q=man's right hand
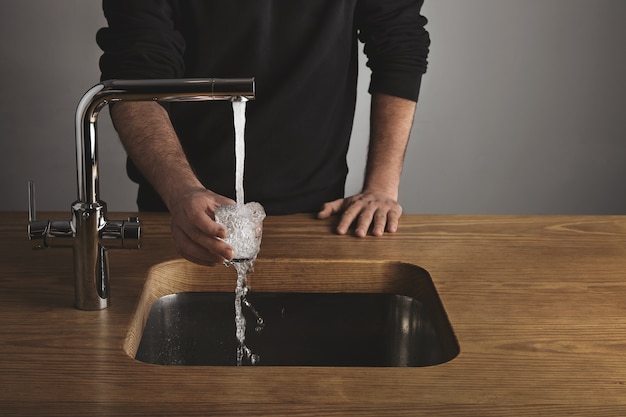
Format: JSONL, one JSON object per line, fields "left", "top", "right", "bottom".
{"left": 168, "top": 187, "right": 236, "bottom": 266}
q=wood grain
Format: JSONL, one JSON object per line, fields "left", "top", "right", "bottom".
{"left": 1, "top": 211, "right": 626, "bottom": 416}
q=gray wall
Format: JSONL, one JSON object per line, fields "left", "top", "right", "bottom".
{"left": 2, "top": 0, "right": 625, "bottom": 214}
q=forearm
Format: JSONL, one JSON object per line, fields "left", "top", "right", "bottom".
{"left": 110, "top": 101, "right": 204, "bottom": 211}
{"left": 110, "top": 101, "right": 234, "bottom": 265}
{"left": 363, "top": 93, "right": 417, "bottom": 200}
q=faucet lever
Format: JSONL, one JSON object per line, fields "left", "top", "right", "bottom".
{"left": 28, "top": 180, "right": 36, "bottom": 222}
{"left": 100, "top": 217, "right": 141, "bottom": 249}
{"left": 27, "top": 181, "right": 48, "bottom": 245}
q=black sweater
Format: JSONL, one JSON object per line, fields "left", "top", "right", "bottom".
{"left": 97, "top": 0, "right": 429, "bottom": 214}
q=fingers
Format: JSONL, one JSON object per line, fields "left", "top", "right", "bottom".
{"left": 354, "top": 204, "right": 402, "bottom": 237}
{"left": 384, "top": 207, "right": 401, "bottom": 234}
{"left": 172, "top": 222, "right": 233, "bottom": 266}
{"left": 169, "top": 189, "right": 236, "bottom": 265}
{"left": 336, "top": 203, "right": 358, "bottom": 235}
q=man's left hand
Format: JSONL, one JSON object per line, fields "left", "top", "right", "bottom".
{"left": 317, "top": 192, "right": 402, "bottom": 237}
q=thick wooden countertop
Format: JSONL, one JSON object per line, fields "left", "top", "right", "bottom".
{"left": 1, "top": 211, "right": 626, "bottom": 416}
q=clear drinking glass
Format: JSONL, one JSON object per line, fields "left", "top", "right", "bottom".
{"left": 214, "top": 202, "right": 266, "bottom": 262}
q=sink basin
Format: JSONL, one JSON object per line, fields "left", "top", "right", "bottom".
{"left": 126, "top": 259, "right": 459, "bottom": 367}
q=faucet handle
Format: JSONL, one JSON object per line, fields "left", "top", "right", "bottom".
{"left": 28, "top": 180, "right": 36, "bottom": 222}
{"left": 27, "top": 181, "right": 48, "bottom": 244}
{"left": 100, "top": 217, "right": 141, "bottom": 249}
{"left": 122, "top": 216, "right": 141, "bottom": 249}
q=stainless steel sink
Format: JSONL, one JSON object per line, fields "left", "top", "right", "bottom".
{"left": 127, "top": 259, "right": 459, "bottom": 367}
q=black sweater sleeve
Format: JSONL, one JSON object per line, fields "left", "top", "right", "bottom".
{"left": 356, "top": 0, "right": 430, "bottom": 102}
{"left": 96, "top": 0, "right": 186, "bottom": 80}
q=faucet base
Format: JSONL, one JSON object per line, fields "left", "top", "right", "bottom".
{"left": 72, "top": 201, "right": 109, "bottom": 310}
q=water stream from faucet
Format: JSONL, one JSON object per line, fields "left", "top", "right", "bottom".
{"left": 233, "top": 100, "right": 246, "bottom": 206}
{"left": 230, "top": 100, "right": 264, "bottom": 365}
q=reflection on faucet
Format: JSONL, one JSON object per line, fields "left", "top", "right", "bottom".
{"left": 28, "top": 78, "right": 255, "bottom": 310}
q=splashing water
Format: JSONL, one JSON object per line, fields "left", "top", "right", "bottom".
{"left": 234, "top": 260, "right": 265, "bottom": 365}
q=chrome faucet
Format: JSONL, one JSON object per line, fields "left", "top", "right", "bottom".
{"left": 28, "top": 78, "right": 256, "bottom": 310}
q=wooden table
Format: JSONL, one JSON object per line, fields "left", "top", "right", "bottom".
{"left": 1, "top": 211, "right": 626, "bottom": 416}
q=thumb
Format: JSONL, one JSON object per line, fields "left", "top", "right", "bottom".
{"left": 317, "top": 198, "right": 344, "bottom": 219}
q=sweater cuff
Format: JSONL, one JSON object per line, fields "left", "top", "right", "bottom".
{"left": 369, "top": 73, "right": 423, "bottom": 102}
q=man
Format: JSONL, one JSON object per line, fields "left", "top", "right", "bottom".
{"left": 97, "top": 1, "right": 429, "bottom": 266}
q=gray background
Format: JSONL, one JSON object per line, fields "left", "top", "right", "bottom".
{"left": 1, "top": 0, "right": 625, "bottom": 214}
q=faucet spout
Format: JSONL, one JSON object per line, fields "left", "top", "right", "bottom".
{"left": 75, "top": 78, "right": 255, "bottom": 205}
{"left": 29, "top": 78, "right": 255, "bottom": 310}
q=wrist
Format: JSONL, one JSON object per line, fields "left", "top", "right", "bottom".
{"left": 362, "top": 180, "right": 399, "bottom": 201}
{"left": 161, "top": 179, "right": 206, "bottom": 212}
